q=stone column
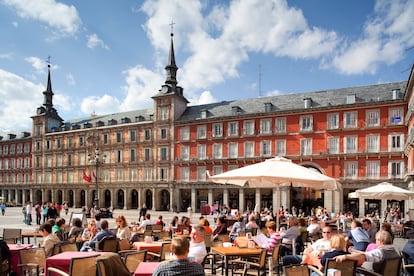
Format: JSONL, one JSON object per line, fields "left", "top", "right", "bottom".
{"left": 169, "top": 187, "right": 174, "bottom": 212}
{"left": 152, "top": 188, "right": 156, "bottom": 211}
{"left": 223, "top": 188, "right": 229, "bottom": 207}
{"left": 359, "top": 197, "right": 365, "bottom": 218}
{"left": 191, "top": 188, "right": 196, "bottom": 211}
{"left": 324, "top": 190, "right": 333, "bottom": 213}
{"left": 239, "top": 189, "right": 244, "bottom": 212}
{"left": 208, "top": 188, "right": 213, "bottom": 207}
{"left": 255, "top": 188, "right": 261, "bottom": 212}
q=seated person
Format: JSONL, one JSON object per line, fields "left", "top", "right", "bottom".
{"left": 68, "top": 217, "right": 84, "bottom": 242}
{"left": 80, "top": 220, "right": 115, "bottom": 251}
{"left": 81, "top": 220, "right": 97, "bottom": 241}
{"left": 283, "top": 226, "right": 332, "bottom": 266}
{"left": 40, "top": 223, "right": 60, "bottom": 257}
{"left": 318, "top": 235, "right": 349, "bottom": 270}
{"left": 346, "top": 220, "right": 369, "bottom": 251}
{"left": 137, "top": 213, "right": 152, "bottom": 232}
{"left": 307, "top": 216, "right": 321, "bottom": 238}
{"left": 116, "top": 215, "right": 131, "bottom": 240}
{"left": 188, "top": 225, "right": 207, "bottom": 263}
{"left": 279, "top": 217, "right": 300, "bottom": 256}
{"left": 257, "top": 221, "right": 280, "bottom": 253}
{"left": 199, "top": 218, "right": 213, "bottom": 234}
{"left": 52, "top": 218, "right": 66, "bottom": 241}
{"left": 229, "top": 216, "right": 245, "bottom": 242}
{"left": 212, "top": 216, "right": 228, "bottom": 240}
{"left": 335, "top": 230, "right": 400, "bottom": 274}
{"left": 245, "top": 214, "right": 260, "bottom": 231}
{"left": 152, "top": 237, "right": 205, "bottom": 276}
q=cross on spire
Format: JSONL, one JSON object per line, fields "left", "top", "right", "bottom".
{"left": 46, "top": 55, "right": 51, "bottom": 67}
{"left": 169, "top": 20, "right": 175, "bottom": 36}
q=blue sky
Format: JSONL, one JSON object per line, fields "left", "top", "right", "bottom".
{"left": 0, "top": 0, "right": 414, "bottom": 132}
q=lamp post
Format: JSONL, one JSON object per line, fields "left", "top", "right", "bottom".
{"left": 87, "top": 132, "right": 104, "bottom": 210}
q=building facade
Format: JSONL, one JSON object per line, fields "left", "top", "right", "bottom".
{"left": 0, "top": 33, "right": 411, "bottom": 216}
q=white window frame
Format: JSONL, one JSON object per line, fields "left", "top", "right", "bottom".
{"left": 344, "top": 136, "right": 357, "bottom": 153}
{"left": 261, "top": 140, "right": 272, "bottom": 157}
{"left": 327, "top": 136, "right": 339, "bottom": 154}
{"left": 244, "top": 142, "right": 254, "bottom": 158}
{"left": 366, "top": 161, "right": 380, "bottom": 179}
{"left": 244, "top": 121, "right": 255, "bottom": 136}
{"left": 276, "top": 140, "right": 286, "bottom": 156}
{"left": 260, "top": 119, "right": 272, "bottom": 135}
{"left": 181, "top": 127, "right": 190, "bottom": 141}
{"left": 213, "top": 123, "right": 223, "bottom": 138}
{"left": 327, "top": 113, "right": 339, "bottom": 130}
{"left": 366, "top": 134, "right": 380, "bottom": 153}
{"left": 300, "top": 138, "right": 312, "bottom": 156}
{"left": 276, "top": 117, "right": 286, "bottom": 133}
{"left": 388, "top": 160, "right": 404, "bottom": 178}
{"left": 181, "top": 167, "right": 190, "bottom": 182}
{"left": 213, "top": 143, "right": 222, "bottom": 159}
{"left": 344, "top": 111, "right": 357, "bottom": 128}
{"left": 228, "top": 122, "right": 239, "bottom": 137}
{"left": 181, "top": 146, "right": 190, "bottom": 160}
{"left": 345, "top": 162, "right": 358, "bottom": 179}
{"left": 228, "top": 142, "right": 238, "bottom": 158}
{"left": 197, "top": 144, "right": 206, "bottom": 160}
{"left": 388, "top": 133, "right": 404, "bottom": 152}
{"left": 197, "top": 166, "right": 207, "bottom": 181}
{"left": 389, "top": 107, "right": 403, "bottom": 125}
{"left": 197, "top": 125, "right": 207, "bottom": 139}
{"left": 300, "top": 115, "right": 313, "bottom": 131}
{"left": 366, "top": 109, "right": 380, "bottom": 127}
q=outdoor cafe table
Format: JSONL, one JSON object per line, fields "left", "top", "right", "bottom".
{"left": 8, "top": 243, "right": 33, "bottom": 273}
{"left": 21, "top": 231, "right": 43, "bottom": 244}
{"left": 134, "top": 262, "right": 161, "bottom": 276}
{"left": 211, "top": 246, "right": 262, "bottom": 276}
{"left": 132, "top": 241, "right": 163, "bottom": 254}
{"left": 46, "top": 251, "right": 100, "bottom": 276}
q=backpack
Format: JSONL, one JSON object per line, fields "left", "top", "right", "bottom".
{"left": 22, "top": 206, "right": 26, "bottom": 214}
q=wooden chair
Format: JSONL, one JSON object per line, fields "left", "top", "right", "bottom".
{"left": 96, "top": 252, "right": 130, "bottom": 276}
{"left": 2, "top": 228, "right": 22, "bottom": 244}
{"left": 203, "top": 240, "right": 223, "bottom": 274}
{"left": 246, "top": 228, "right": 258, "bottom": 236}
{"left": 356, "top": 255, "right": 402, "bottom": 276}
{"left": 283, "top": 264, "right": 310, "bottom": 276}
{"left": 18, "top": 247, "right": 47, "bottom": 276}
{"left": 217, "top": 234, "right": 230, "bottom": 243}
{"left": 46, "top": 255, "right": 98, "bottom": 276}
{"left": 122, "top": 250, "right": 147, "bottom": 274}
{"left": 231, "top": 248, "right": 267, "bottom": 276}
{"left": 308, "top": 258, "right": 357, "bottom": 276}
{"left": 268, "top": 244, "right": 281, "bottom": 275}
{"left": 95, "top": 236, "right": 118, "bottom": 252}
{"left": 147, "top": 242, "right": 171, "bottom": 261}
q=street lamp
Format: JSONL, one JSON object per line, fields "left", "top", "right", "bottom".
{"left": 87, "top": 132, "right": 104, "bottom": 210}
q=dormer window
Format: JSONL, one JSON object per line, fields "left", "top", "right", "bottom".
{"left": 304, "top": 98, "right": 312, "bottom": 108}
{"left": 264, "top": 102, "right": 273, "bottom": 112}
{"left": 232, "top": 106, "right": 241, "bottom": 115}
{"left": 201, "top": 110, "right": 207, "bottom": 119}
{"left": 346, "top": 94, "right": 356, "bottom": 104}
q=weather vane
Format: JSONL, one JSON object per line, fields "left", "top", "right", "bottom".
{"left": 46, "top": 55, "right": 52, "bottom": 67}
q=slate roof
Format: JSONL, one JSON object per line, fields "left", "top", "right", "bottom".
{"left": 177, "top": 81, "right": 407, "bottom": 122}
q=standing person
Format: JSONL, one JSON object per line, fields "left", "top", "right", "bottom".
{"left": 47, "top": 202, "right": 58, "bottom": 220}
{"left": 42, "top": 203, "right": 49, "bottom": 223}
{"left": 152, "top": 237, "right": 205, "bottom": 276}
{"left": 63, "top": 201, "right": 69, "bottom": 215}
{"left": 34, "top": 202, "right": 41, "bottom": 225}
{"left": 0, "top": 202, "right": 6, "bottom": 216}
{"left": 25, "top": 201, "right": 33, "bottom": 225}
{"left": 139, "top": 203, "right": 147, "bottom": 222}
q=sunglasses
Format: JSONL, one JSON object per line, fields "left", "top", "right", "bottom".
{"left": 322, "top": 231, "right": 331, "bottom": 234}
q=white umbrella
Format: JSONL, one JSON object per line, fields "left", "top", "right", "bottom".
{"left": 354, "top": 182, "right": 414, "bottom": 200}
{"left": 208, "top": 156, "right": 340, "bottom": 190}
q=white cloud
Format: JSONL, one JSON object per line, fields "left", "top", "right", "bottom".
{"left": 0, "top": 69, "right": 43, "bottom": 131}
{"left": 330, "top": 0, "right": 414, "bottom": 75}
{"left": 25, "top": 57, "right": 47, "bottom": 73}
{"left": 80, "top": 95, "right": 121, "bottom": 116}
{"left": 188, "top": 90, "right": 217, "bottom": 106}
{"left": 2, "top": 0, "right": 81, "bottom": 35}
{"left": 86, "top": 33, "right": 110, "bottom": 50}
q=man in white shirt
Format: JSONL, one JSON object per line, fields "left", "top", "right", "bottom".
{"left": 188, "top": 225, "right": 207, "bottom": 263}
{"left": 282, "top": 226, "right": 332, "bottom": 266}
{"left": 307, "top": 216, "right": 321, "bottom": 237}
{"left": 137, "top": 213, "right": 152, "bottom": 232}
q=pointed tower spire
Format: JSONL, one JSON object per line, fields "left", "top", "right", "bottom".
{"left": 43, "top": 64, "right": 54, "bottom": 111}
{"left": 165, "top": 23, "right": 178, "bottom": 87}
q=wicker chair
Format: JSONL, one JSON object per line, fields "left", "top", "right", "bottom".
{"left": 46, "top": 255, "right": 98, "bottom": 276}
{"left": 308, "top": 258, "right": 357, "bottom": 276}
{"left": 356, "top": 255, "right": 402, "bottom": 276}
{"left": 123, "top": 250, "right": 147, "bottom": 274}
{"left": 2, "top": 228, "right": 22, "bottom": 244}
{"left": 18, "top": 247, "right": 47, "bottom": 276}
{"left": 95, "top": 236, "right": 118, "bottom": 252}
{"left": 96, "top": 252, "right": 130, "bottom": 276}
{"left": 283, "top": 264, "right": 310, "bottom": 276}
{"left": 147, "top": 242, "right": 171, "bottom": 261}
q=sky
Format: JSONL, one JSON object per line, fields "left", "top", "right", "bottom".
{"left": 1, "top": 0, "right": 414, "bottom": 132}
